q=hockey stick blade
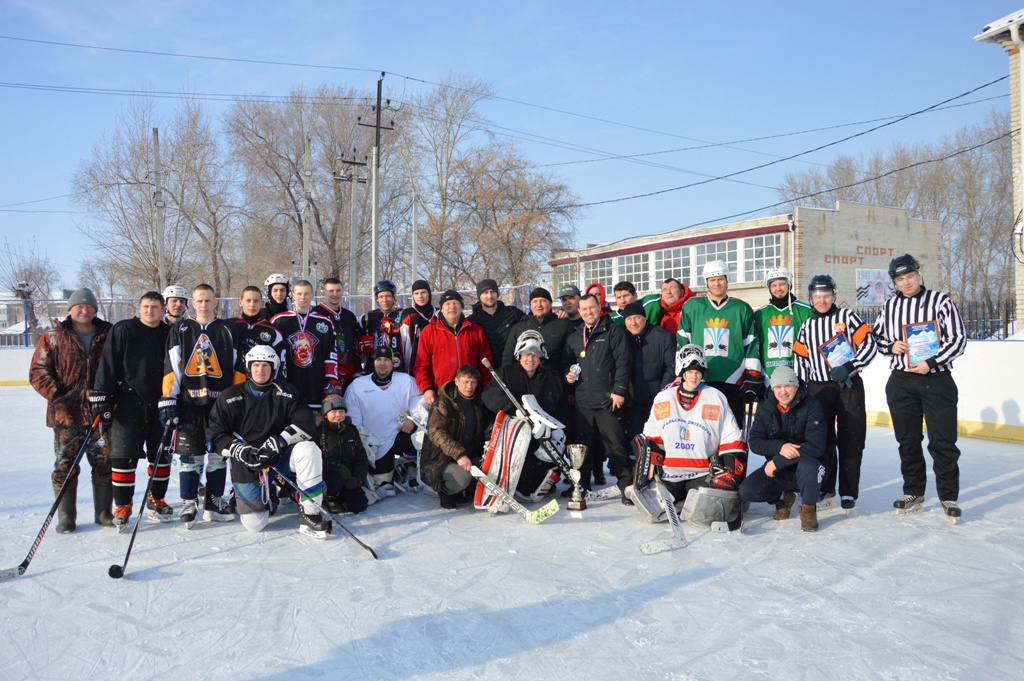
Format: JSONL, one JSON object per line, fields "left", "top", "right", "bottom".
{"left": 640, "top": 537, "right": 687, "bottom": 555}
{"left": 470, "top": 466, "right": 559, "bottom": 524}
{"left": 654, "top": 478, "right": 688, "bottom": 546}
{"left": 585, "top": 486, "right": 622, "bottom": 502}
{"left": 0, "top": 565, "right": 26, "bottom": 582}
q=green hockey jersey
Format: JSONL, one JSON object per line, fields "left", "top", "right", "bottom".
{"left": 677, "top": 296, "right": 761, "bottom": 384}
{"left": 753, "top": 298, "right": 814, "bottom": 381}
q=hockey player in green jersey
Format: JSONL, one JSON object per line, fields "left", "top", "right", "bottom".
{"left": 753, "top": 267, "right": 813, "bottom": 385}
{"left": 677, "top": 260, "right": 762, "bottom": 426}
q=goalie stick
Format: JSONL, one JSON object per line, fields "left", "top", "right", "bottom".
{"left": 469, "top": 466, "right": 559, "bottom": 524}
{"left": 639, "top": 475, "right": 688, "bottom": 555}
{"left": 1, "top": 415, "right": 102, "bottom": 582}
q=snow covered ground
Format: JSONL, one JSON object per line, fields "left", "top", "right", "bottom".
{"left": 1, "top": 384, "right": 1022, "bottom": 681}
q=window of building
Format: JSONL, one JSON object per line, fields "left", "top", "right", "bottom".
{"left": 616, "top": 253, "right": 651, "bottom": 293}
{"left": 582, "top": 258, "right": 613, "bottom": 291}
{"left": 553, "top": 263, "right": 578, "bottom": 291}
{"left": 695, "top": 241, "right": 738, "bottom": 282}
{"left": 653, "top": 247, "right": 691, "bottom": 289}
{"left": 743, "top": 234, "right": 782, "bottom": 284}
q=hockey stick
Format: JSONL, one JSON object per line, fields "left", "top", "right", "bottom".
{"left": 270, "top": 465, "right": 378, "bottom": 560}
{"left": 469, "top": 466, "right": 559, "bottom": 524}
{"left": 108, "top": 422, "right": 175, "bottom": 579}
{"left": 0, "top": 415, "right": 103, "bottom": 582}
{"left": 639, "top": 474, "right": 688, "bottom": 555}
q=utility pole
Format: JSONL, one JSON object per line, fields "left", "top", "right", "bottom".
{"left": 358, "top": 72, "right": 393, "bottom": 286}
{"left": 152, "top": 128, "right": 167, "bottom": 290}
{"left": 411, "top": 195, "right": 418, "bottom": 287}
{"left": 335, "top": 148, "right": 368, "bottom": 295}
{"left": 301, "top": 136, "right": 313, "bottom": 280}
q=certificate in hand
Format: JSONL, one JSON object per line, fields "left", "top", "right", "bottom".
{"left": 903, "top": 320, "right": 940, "bottom": 365}
{"left": 818, "top": 332, "right": 856, "bottom": 369}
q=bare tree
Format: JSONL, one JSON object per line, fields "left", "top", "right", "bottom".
{"left": 0, "top": 238, "right": 61, "bottom": 334}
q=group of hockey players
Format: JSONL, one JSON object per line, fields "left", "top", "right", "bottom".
{"left": 27, "top": 249, "right": 966, "bottom": 543}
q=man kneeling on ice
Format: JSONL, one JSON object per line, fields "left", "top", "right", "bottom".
{"left": 420, "top": 365, "right": 487, "bottom": 509}
{"left": 626, "top": 344, "right": 747, "bottom": 532}
{"left": 739, "top": 366, "right": 827, "bottom": 532}
{"left": 207, "top": 346, "right": 331, "bottom": 538}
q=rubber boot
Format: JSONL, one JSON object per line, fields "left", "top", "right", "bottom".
{"left": 93, "top": 482, "right": 114, "bottom": 527}
{"left": 799, "top": 504, "right": 819, "bottom": 532}
{"left": 54, "top": 479, "right": 78, "bottom": 534}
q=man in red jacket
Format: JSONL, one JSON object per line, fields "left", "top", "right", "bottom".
{"left": 414, "top": 289, "right": 493, "bottom": 405}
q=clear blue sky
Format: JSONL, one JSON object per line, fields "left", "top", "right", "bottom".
{"left": 0, "top": 1, "right": 1018, "bottom": 285}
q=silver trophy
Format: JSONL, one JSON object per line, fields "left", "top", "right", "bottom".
{"left": 569, "top": 363, "right": 582, "bottom": 380}
{"left": 566, "top": 444, "right": 588, "bottom": 511}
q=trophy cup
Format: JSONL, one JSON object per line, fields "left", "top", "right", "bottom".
{"left": 566, "top": 444, "right": 588, "bottom": 511}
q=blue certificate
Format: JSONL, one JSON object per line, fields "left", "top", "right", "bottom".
{"left": 818, "top": 333, "right": 855, "bottom": 369}
{"left": 904, "top": 320, "right": 940, "bottom": 365}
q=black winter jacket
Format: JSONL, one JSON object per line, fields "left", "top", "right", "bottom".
{"left": 468, "top": 300, "right": 526, "bottom": 362}
{"left": 501, "top": 312, "right": 571, "bottom": 372}
{"left": 629, "top": 323, "right": 676, "bottom": 407}
{"left": 562, "top": 316, "right": 632, "bottom": 410}
{"left": 748, "top": 384, "right": 827, "bottom": 472}
{"left": 481, "top": 362, "right": 567, "bottom": 426}
{"left": 316, "top": 416, "right": 369, "bottom": 488}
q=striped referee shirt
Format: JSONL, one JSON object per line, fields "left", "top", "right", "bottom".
{"left": 871, "top": 286, "right": 966, "bottom": 373}
{"left": 793, "top": 306, "right": 877, "bottom": 382}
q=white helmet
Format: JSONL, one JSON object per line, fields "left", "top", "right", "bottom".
{"left": 264, "top": 273, "right": 290, "bottom": 290}
{"left": 513, "top": 330, "right": 548, "bottom": 360}
{"left": 764, "top": 266, "right": 792, "bottom": 288}
{"left": 701, "top": 260, "right": 729, "bottom": 282}
{"left": 675, "top": 344, "right": 707, "bottom": 377}
{"left": 162, "top": 285, "right": 188, "bottom": 301}
{"left": 245, "top": 345, "right": 280, "bottom": 378}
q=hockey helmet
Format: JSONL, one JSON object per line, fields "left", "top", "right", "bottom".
{"left": 264, "top": 273, "right": 290, "bottom": 292}
{"left": 807, "top": 274, "right": 836, "bottom": 296}
{"left": 764, "top": 266, "right": 792, "bottom": 288}
{"left": 701, "top": 260, "right": 729, "bottom": 282}
{"left": 245, "top": 345, "right": 280, "bottom": 378}
{"left": 513, "top": 330, "right": 548, "bottom": 360}
{"left": 888, "top": 254, "right": 920, "bottom": 280}
{"left": 162, "top": 284, "right": 188, "bottom": 301}
{"left": 373, "top": 280, "right": 397, "bottom": 296}
{"left": 675, "top": 343, "right": 707, "bottom": 378}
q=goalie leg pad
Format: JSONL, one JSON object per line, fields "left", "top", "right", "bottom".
{"left": 685, "top": 485, "right": 743, "bottom": 528}
{"left": 627, "top": 484, "right": 667, "bottom": 523}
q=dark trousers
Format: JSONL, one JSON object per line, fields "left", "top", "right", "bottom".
{"left": 108, "top": 395, "right": 170, "bottom": 507}
{"left": 885, "top": 371, "right": 961, "bottom": 501}
{"left": 708, "top": 381, "right": 746, "bottom": 433}
{"left": 574, "top": 406, "right": 631, "bottom": 491}
{"left": 321, "top": 472, "right": 369, "bottom": 514}
{"left": 739, "top": 457, "right": 824, "bottom": 507}
{"left": 807, "top": 376, "right": 866, "bottom": 499}
{"left": 370, "top": 431, "right": 415, "bottom": 475}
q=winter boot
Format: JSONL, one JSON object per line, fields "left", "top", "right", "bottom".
{"left": 93, "top": 483, "right": 114, "bottom": 527}
{"left": 298, "top": 507, "right": 332, "bottom": 539}
{"left": 112, "top": 504, "right": 132, "bottom": 532}
{"left": 54, "top": 480, "right": 78, "bottom": 534}
{"left": 438, "top": 492, "right": 459, "bottom": 510}
{"left": 799, "top": 504, "right": 818, "bottom": 532}
{"left": 773, "top": 491, "right": 797, "bottom": 521}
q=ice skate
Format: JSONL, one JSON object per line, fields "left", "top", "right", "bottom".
{"left": 298, "top": 508, "right": 332, "bottom": 539}
{"left": 894, "top": 494, "right": 924, "bottom": 515}
{"left": 180, "top": 499, "right": 198, "bottom": 529}
{"left": 146, "top": 495, "right": 173, "bottom": 523}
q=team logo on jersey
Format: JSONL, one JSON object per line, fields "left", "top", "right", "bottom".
{"left": 316, "top": 321, "right": 329, "bottom": 334}
{"left": 678, "top": 426, "right": 691, "bottom": 441}
{"left": 184, "top": 334, "right": 223, "bottom": 378}
{"left": 654, "top": 402, "right": 671, "bottom": 420}
{"left": 259, "top": 331, "right": 272, "bottom": 343}
{"left": 704, "top": 318, "right": 729, "bottom": 357}
{"left": 833, "top": 322, "right": 847, "bottom": 334}
{"left": 288, "top": 331, "right": 318, "bottom": 368}
{"left": 767, "top": 314, "right": 794, "bottom": 360}
{"left": 701, "top": 404, "right": 720, "bottom": 421}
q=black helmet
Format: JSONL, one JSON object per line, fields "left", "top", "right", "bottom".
{"left": 373, "top": 280, "right": 397, "bottom": 296}
{"left": 807, "top": 274, "right": 836, "bottom": 296}
{"left": 888, "top": 254, "right": 920, "bottom": 280}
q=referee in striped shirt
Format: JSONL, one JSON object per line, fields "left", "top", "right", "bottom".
{"left": 871, "top": 254, "right": 966, "bottom": 520}
{"left": 793, "top": 274, "right": 877, "bottom": 511}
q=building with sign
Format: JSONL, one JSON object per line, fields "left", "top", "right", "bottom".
{"left": 549, "top": 201, "right": 942, "bottom": 310}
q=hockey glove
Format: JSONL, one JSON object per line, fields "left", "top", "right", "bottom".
{"left": 531, "top": 420, "right": 551, "bottom": 441}
{"left": 355, "top": 334, "right": 375, "bottom": 355}
{"left": 229, "top": 441, "right": 262, "bottom": 471}
{"left": 708, "top": 455, "right": 739, "bottom": 490}
{"left": 829, "top": 362, "right": 854, "bottom": 388}
{"left": 259, "top": 436, "right": 286, "bottom": 468}
{"left": 88, "top": 390, "right": 113, "bottom": 426}
{"left": 740, "top": 378, "right": 763, "bottom": 404}
{"left": 650, "top": 447, "right": 666, "bottom": 467}
{"left": 157, "top": 397, "right": 178, "bottom": 426}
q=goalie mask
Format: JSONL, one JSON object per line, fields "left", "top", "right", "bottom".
{"left": 513, "top": 330, "right": 548, "bottom": 360}
{"left": 675, "top": 344, "right": 707, "bottom": 378}
{"left": 245, "top": 345, "right": 280, "bottom": 382}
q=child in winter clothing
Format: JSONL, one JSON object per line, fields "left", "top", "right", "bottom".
{"left": 317, "top": 395, "right": 369, "bottom": 514}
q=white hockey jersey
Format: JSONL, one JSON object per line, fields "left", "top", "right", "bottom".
{"left": 642, "top": 383, "right": 746, "bottom": 482}
{"left": 344, "top": 372, "right": 425, "bottom": 462}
